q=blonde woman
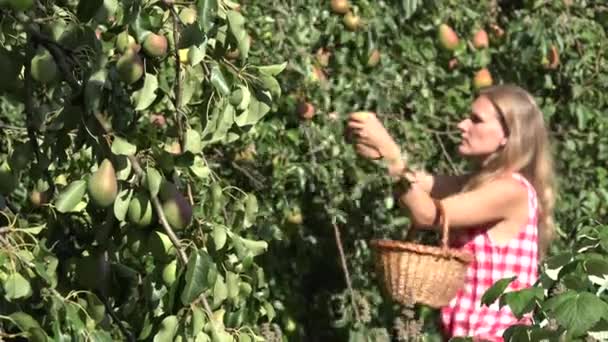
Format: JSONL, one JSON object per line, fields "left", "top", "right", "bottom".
{"left": 347, "top": 85, "right": 556, "bottom": 341}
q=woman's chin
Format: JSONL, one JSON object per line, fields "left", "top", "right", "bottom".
{"left": 457, "top": 145, "right": 469, "bottom": 156}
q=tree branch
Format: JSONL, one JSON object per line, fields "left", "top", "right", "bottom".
{"left": 170, "top": 5, "right": 185, "bottom": 147}
{"left": 332, "top": 222, "right": 361, "bottom": 324}
{"left": 434, "top": 133, "right": 458, "bottom": 173}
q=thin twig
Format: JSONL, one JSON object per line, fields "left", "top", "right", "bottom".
{"left": 0, "top": 123, "right": 27, "bottom": 131}
{"left": 434, "top": 133, "right": 458, "bottom": 173}
{"left": 230, "top": 161, "right": 264, "bottom": 190}
{"left": 0, "top": 227, "right": 9, "bottom": 234}
{"left": 332, "top": 222, "right": 361, "bottom": 324}
{"left": 186, "top": 184, "right": 194, "bottom": 206}
{"left": 170, "top": 6, "right": 184, "bottom": 147}
{"left": 212, "top": 148, "right": 265, "bottom": 190}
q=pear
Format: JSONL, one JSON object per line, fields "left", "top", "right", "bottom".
{"left": 142, "top": 33, "right": 168, "bottom": 58}
{"left": 31, "top": 48, "right": 58, "bottom": 84}
{"left": 128, "top": 191, "right": 153, "bottom": 227}
{"left": 162, "top": 260, "right": 177, "bottom": 287}
{"left": 116, "top": 49, "right": 143, "bottom": 84}
{"left": 159, "top": 180, "right": 192, "bottom": 230}
{"left": 473, "top": 68, "right": 493, "bottom": 90}
{"left": 87, "top": 159, "right": 118, "bottom": 207}
{"left": 438, "top": 24, "right": 459, "bottom": 51}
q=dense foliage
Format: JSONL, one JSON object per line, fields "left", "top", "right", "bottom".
{"left": 1, "top": 0, "right": 608, "bottom": 341}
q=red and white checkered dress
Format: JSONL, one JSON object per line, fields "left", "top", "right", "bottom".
{"left": 440, "top": 173, "right": 539, "bottom": 341}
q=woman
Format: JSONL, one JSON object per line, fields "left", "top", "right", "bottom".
{"left": 347, "top": 85, "right": 556, "bottom": 341}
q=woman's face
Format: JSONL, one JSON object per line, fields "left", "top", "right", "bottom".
{"left": 457, "top": 95, "right": 508, "bottom": 160}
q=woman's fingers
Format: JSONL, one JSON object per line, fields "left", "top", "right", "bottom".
{"left": 346, "top": 119, "right": 366, "bottom": 130}
{"left": 355, "top": 142, "right": 382, "bottom": 159}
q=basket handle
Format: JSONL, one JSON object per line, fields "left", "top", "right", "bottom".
{"left": 404, "top": 198, "right": 451, "bottom": 251}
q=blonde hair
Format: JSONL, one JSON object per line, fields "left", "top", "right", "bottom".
{"left": 463, "top": 84, "right": 556, "bottom": 259}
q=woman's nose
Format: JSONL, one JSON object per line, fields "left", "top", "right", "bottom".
{"left": 457, "top": 119, "right": 468, "bottom": 132}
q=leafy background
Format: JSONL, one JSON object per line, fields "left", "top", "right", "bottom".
{"left": 1, "top": 0, "right": 608, "bottom": 341}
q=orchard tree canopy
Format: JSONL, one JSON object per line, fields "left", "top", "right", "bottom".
{"left": 1, "top": 0, "right": 608, "bottom": 341}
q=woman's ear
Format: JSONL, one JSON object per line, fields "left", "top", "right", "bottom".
{"left": 499, "top": 137, "right": 508, "bottom": 146}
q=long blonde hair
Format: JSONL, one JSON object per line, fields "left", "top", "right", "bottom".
{"left": 463, "top": 84, "right": 556, "bottom": 259}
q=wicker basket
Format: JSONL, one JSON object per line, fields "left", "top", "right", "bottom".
{"left": 370, "top": 199, "right": 474, "bottom": 308}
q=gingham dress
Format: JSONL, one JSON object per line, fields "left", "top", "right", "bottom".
{"left": 440, "top": 173, "right": 539, "bottom": 341}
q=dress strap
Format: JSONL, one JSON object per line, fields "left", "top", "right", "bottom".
{"left": 511, "top": 173, "right": 538, "bottom": 221}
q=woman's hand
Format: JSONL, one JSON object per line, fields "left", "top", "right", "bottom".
{"left": 347, "top": 112, "right": 403, "bottom": 165}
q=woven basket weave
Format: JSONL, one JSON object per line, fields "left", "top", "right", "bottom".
{"left": 371, "top": 200, "right": 474, "bottom": 308}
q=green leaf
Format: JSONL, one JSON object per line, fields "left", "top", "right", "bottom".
{"left": 257, "top": 73, "right": 281, "bottom": 98}
{"left": 9, "top": 312, "right": 43, "bottom": 333}
{"left": 190, "top": 156, "right": 211, "bottom": 179}
{"left": 235, "top": 96, "right": 270, "bottom": 127}
{"left": 499, "top": 287, "right": 544, "bottom": 319}
{"left": 111, "top": 137, "right": 137, "bottom": 156}
{"left": 243, "top": 194, "right": 257, "bottom": 228}
{"left": 84, "top": 68, "right": 108, "bottom": 115}
{"left": 585, "top": 258, "right": 608, "bottom": 277}
{"left": 210, "top": 65, "right": 231, "bottom": 96}
{"left": 55, "top": 180, "right": 87, "bottom": 213}
{"left": 256, "top": 62, "right": 287, "bottom": 76}
{"left": 66, "top": 302, "right": 85, "bottom": 332}
{"left": 113, "top": 187, "right": 132, "bottom": 221}
{"left": 227, "top": 10, "right": 249, "bottom": 60}
{"left": 153, "top": 315, "right": 178, "bottom": 342}
{"left": 15, "top": 225, "right": 45, "bottom": 235}
{"left": 481, "top": 276, "right": 516, "bottom": 307}
{"left": 4, "top": 273, "right": 32, "bottom": 300}
{"left": 195, "top": 332, "right": 212, "bottom": 342}
{"left": 197, "top": 0, "right": 217, "bottom": 32}
{"left": 213, "top": 275, "right": 228, "bottom": 307}
{"left": 9, "top": 311, "right": 49, "bottom": 342}
{"left": 263, "top": 301, "right": 275, "bottom": 321}
{"left": 545, "top": 291, "right": 608, "bottom": 336}
{"left": 134, "top": 73, "right": 159, "bottom": 111}
{"left": 238, "top": 236, "right": 267, "bottom": 257}
{"left": 184, "top": 129, "right": 202, "bottom": 154}
{"left": 226, "top": 271, "right": 239, "bottom": 300}
{"left": 88, "top": 331, "right": 113, "bottom": 342}
{"left": 77, "top": 0, "right": 104, "bottom": 22}
{"left": 146, "top": 167, "right": 162, "bottom": 197}
{"left": 181, "top": 251, "right": 213, "bottom": 305}
{"left": 206, "top": 103, "right": 235, "bottom": 144}
{"left": 191, "top": 306, "right": 207, "bottom": 337}
{"left": 213, "top": 225, "right": 227, "bottom": 250}
{"left": 114, "top": 155, "right": 132, "bottom": 181}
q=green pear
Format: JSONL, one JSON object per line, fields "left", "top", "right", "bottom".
{"left": 115, "top": 31, "right": 137, "bottom": 53}
{"left": 179, "top": 7, "right": 197, "bottom": 25}
{"left": 162, "top": 195, "right": 192, "bottom": 230}
{"left": 162, "top": 260, "right": 177, "bottom": 287}
{"left": 87, "top": 159, "right": 118, "bottom": 207}
{"left": 31, "top": 48, "right": 58, "bottom": 84}
{"left": 0, "top": 162, "right": 18, "bottom": 195}
{"left": 158, "top": 180, "right": 192, "bottom": 229}
{"left": 116, "top": 49, "right": 143, "bottom": 84}
{"left": 128, "top": 191, "right": 153, "bottom": 227}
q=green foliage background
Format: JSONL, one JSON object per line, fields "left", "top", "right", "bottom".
{"left": 0, "top": 0, "right": 608, "bottom": 341}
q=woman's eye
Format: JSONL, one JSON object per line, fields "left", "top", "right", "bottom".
{"left": 471, "top": 116, "right": 482, "bottom": 123}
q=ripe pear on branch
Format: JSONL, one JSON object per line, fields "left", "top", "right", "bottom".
{"left": 87, "top": 158, "right": 118, "bottom": 207}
